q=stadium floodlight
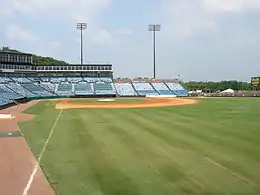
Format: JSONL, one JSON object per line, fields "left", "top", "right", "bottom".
{"left": 77, "top": 22, "right": 87, "bottom": 65}
{"left": 148, "top": 24, "right": 161, "bottom": 79}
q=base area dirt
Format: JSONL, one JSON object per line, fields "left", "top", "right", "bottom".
{"left": 56, "top": 97, "right": 199, "bottom": 109}
{"left": 0, "top": 101, "right": 55, "bottom": 195}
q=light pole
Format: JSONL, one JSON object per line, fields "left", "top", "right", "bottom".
{"left": 148, "top": 24, "right": 161, "bottom": 79}
{"left": 77, "top": 22, "right": 87, "bottom": 65}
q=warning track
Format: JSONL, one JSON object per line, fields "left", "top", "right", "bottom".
{"left": 55, "top": 98, "right": 199, "bottom": 109}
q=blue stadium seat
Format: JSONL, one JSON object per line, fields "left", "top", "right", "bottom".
{"left": 114, "top": 83, "right": 137, "bottom": 96}
{"left": 93, "top": 83, "right": 115, "bottom": 95}
{"left": 133, "top": 82, "right": 158, "bottom": 96}
{"left": 21, "top": 83, "right": 55, "bottom": 97}
{"left": 56, "top": 83, "right": 72, "bottom": 96}
{"left": 166, "top": 83, "right": 189, "bottom": 96}
{"left": 151, "top": 83, "right": 174, "bottom": 95}
{"left": 74, "top": 82, "right": 94, "bottom": 95}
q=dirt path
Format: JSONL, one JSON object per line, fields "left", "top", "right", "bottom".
{"left": 0, "top": 101, "right": 55, "bottom": 195}
{"left": 56, "top": 97, "right": 199, "bottom": 109}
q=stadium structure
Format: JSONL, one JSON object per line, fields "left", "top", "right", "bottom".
{"left": 0, "top": 51, "right": 188, "bottom": 108}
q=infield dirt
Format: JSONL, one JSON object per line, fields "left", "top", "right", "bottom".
{"left": 56, "top": 97, "right": 199, "bottom": 109}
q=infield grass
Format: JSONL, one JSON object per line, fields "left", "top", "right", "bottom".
{"left": 20, "top": 98, "right": 260, "bottom": 195}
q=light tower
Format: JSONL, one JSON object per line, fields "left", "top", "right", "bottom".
{"left": 76, "top": 22, "right": 87, "bottom": 65}
{"left": 148, "top": 24, "right": 161, "bottom": 79}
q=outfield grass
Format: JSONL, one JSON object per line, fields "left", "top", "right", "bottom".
{"left": 68, "top": 98, "right": 147, "bottom": 103}
{"left": 20, "top": 98, "right": 260, "bottom": 195}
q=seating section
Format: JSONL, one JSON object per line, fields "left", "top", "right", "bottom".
{"left": 12, "top": 77, "right": 31, "bottom": 83}
{"left": 0, "top": 95, "right": 12, "bottom": 106}
{"left": 0, "top": 84, "right": 24, "bottom": 99}
{"left": 151, "top": 82, "right": 174, "bottom": 95}
{"left": 50, "top": 77, "right": 65, "bottom": 83}
{"left": 166, "top": 83, "right": 188, "bottom": 96}
{"left": 114, "top": 83, "right": 137, "bottom": 96}
{"left": 40, "top": 82, "right": 56, "bottom": 93}
{"left": 41, "top": 77, "right": 50, "bottom": 82}
{"left": 0, "top": 83, "right": 24, "bottom": 106}
{"left": 56, "top": 83, "right": 72, "bottom": 96}
{"left": 84, "top": 77, "right": 112, "bottom": 83}
{"left": 67, "top": 77, "right": 83, "bottom": 83}
{"left": 0, "top": 85, "right": 24, "bottom": 105}
{"left": 27, "top": 77, "right": 42, "bottom": 82}
{"left": 21, "top": 83, "right": 55, "bottom": 97}
{"left": 93, "top": 83, "right": 115, "bottom": 95}
{"left": 74, "top": 82, "right": 93, "bottom": 95}
{"left": 0, "top": 77, "right": 12, "bottom": 83}
{"left": 7, "top": 83, "right": 37, "bottom": 97}
{"left": 132, "top": 82, "right": 158, "bottom": 96}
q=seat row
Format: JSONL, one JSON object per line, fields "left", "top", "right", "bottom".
{"left": 55, "top": 82, "right": 116, "bottom": 96}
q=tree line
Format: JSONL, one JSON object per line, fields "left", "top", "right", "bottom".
{"left": 184, "top": 81, "right": 251, "bottom": 92}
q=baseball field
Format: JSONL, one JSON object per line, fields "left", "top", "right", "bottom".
{"left": 15, "top": 98, "right": 260, "bottom": 194}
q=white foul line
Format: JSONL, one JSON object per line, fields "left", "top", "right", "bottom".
{"left": 22, "top": 109, "right": 63, "bottom": 195}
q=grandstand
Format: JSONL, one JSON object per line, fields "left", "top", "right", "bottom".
{"left": 132, "top": 82, "right": 158, "bottom": 96}
{"left": 151, "top": 82, "right": 175, "bottom": 95}
{"left": 166, "top": 82, "right": 189, "bottom": 96}
{"left": 0, "top": 51, "right": 188, "bottom": 108}
{"left": 114, "top": 83, "right": 137, "bottom": 96}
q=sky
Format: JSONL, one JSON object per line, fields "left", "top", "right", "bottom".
{"left": 1, "top": 0, "right": 260, "bottom": 81}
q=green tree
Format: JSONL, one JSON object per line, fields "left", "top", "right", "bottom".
{"left": 33, "top": 55, "right": 68, "bottom": 65}
{"left": 184, "top": 81, "right": 251, "bottom": 92}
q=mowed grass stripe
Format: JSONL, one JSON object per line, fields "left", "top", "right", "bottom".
{"left": 44, "top": 109, "right": 143, "bottom": 195}
{"left": 79, "top": 109, "right": 185, "bottom": 195}
{"left": 100, "top": 109, "right": 219, "bottom": 194}
{"left": 157, "top": 105, "right": 260, "bottom": 145}
{"left": 134, "top": 103, "right": 260, "bottom": 182}
{"left": 121, "top": 108, "right": 260, "bottom": 194}
{"left": 153, "top": 109, "right": 260, "bottom": 182}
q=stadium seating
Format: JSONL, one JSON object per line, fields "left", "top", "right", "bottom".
{"left": 0, "top": 75, "right": 190, "bottom": 107}
{"left": 151, "top": 82, "right": 175, "bottom": 95}
{"left": 0, "top": 96, "right": 12, "bottom": 106}
{"left": 7, "top": 82, "right": 37, "bottom": 97}
{"left": 0, "top": 84, "right": 24, "bottom": 99}
{"left": 84, "top": 77, "right": 112, "bottom": 83}
{"left": 93, "top": 82, "right": 115, "bottom": 95}
{"left": 41, "top": 77, "right": 50, "bottom": 82}
{"left": 132, "top": 82, "right": 158, "bottom": 96}
{"left": 11, "top": 77, "right": 31, "bottom": 83}
{"left": 0, "top": 77, "right": 12, "bottom": 83}
{"left": 114, "top": 83, "right": 138, "bottom": 96}
{"left": 40, "top": 82, "right": 57, "bottom": 93}
{"left": 74, "top": 82, "right": 94, "bottom": 95}
{"left": 56, "top": 83, "right": 73, "bottom": 96}
{"left": 67, "top": 77, "right": 83, "bottom": 83}
{"left": 166, "top": 83, "right": 189, "bottom": 96}
{"left": 50, "top": 77, "right": 66, "bottom": 83}
{"left": 0, "top": 85, "right": 23, "bottom": 106}
{"left": 21, "top": 83, "right": 55, "bottom": 97}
